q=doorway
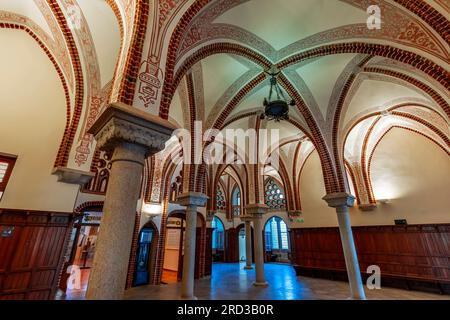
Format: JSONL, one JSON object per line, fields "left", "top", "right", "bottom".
{"left": 161, "top": 211, "right": 205, "bottom": 284}
{"left": 133, "top": 222, "right": 158, "bottom": 286}
{"left": 238, "top": 228, "right": 246, "bottom": 262}
{"left": 61, "top": 208, "right": 103, "bottom": 299}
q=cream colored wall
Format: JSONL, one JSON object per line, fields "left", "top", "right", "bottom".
{"left": 295, "top": 151, "right": 338, "bottom": 228}
{"left": 0, "top": 30, "right": 79, "bottom": 212}
{"left": 294, "top": 129, "right": 450, "bottom": 228}
{"left": 350, "top": 128, "right": 450, "bottom": 225}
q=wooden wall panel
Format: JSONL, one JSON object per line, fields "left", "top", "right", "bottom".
{"left": 205, "top": 228, "right": 213, "bottom": 276}
{"left": 291, "top": 224, "right": 450, "bottom": 294}
{"left": 0, "top": 209, "right": 75, "bottom": 300}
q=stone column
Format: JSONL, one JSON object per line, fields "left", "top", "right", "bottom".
{"left": 323, "top": 193, "right": 366, "bottom": 300}
{"left": 245, "top": 204, "right": 268, "bottom": 287}
{"left": 85, "top": 103, "right": 175, "bottom": 300}
{"left": 206, "top": 210, "right": 215, "bottom": 227}
{"left": 240, "top": 216, "right": 253, "bottom": 270}
{"left": 176, "top": 192, "right": 208, "bottom": 300}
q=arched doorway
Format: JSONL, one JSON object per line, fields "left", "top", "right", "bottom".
{"left": 225, "top": 223, "right": 255, "bottom": 263}
{"left": 60, "top": 203, "right": 103, "bottom": 299}
{"left": 161, "top": 211, "right": 205, "bottom": 283}
{"left": 211, "top": 216, "right": 225, "bottom": 262}
{"left": 264, "top": 216, "right": 290, "bottom": 263}
{"left": 133, "top": 221, "right": 158, "bottom": 286}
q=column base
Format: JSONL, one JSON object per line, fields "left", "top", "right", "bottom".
{"left": 180, "top": 295, "right": 198, "bottom": 300}
{"left": 253, "top": 281, "right": 268, "bottom": 287}
{"left": 244, "top": 266, "right": 253, "bottom": 270}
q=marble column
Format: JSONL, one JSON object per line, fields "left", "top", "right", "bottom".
{"left": 85, "top": 103, "right": 175, "bottom": 300}
{"left": 240, "top": 216, "right": 253, "bottom": 270}
{"left": 323, "top": 192, "right": 366, "bottom": 300}
{"left": 176, "top": 192, "right": 208, "bottom": 300}
{"left": 245, "top": 204, "right": 268, "bottom": 287}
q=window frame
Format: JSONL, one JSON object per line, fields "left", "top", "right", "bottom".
{"left": 0, "top": 153, "right": 17, "bottom": 201}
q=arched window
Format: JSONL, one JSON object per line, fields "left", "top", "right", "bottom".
{"left": 231, "top": 186, "right": 241, "bottom": 216}
{"left": 264, "top": 216, "right": 289, "bottom": 251}
{"left": 264, "top": 179, "right": 286, "bottom": 209}
{"left": 216, "top": 186, "right": 226, "bottom": 210}
{"left": 211, "top": 216, "right": 224, "bottom": 250}
{"left": 231, "top": 187, "right": 240, "bottom": 205}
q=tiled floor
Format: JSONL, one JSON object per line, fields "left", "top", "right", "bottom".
{"left": 124, "top": 263, "right": 450, "bottom": 300}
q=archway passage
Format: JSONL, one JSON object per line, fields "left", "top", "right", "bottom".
{"left": 60, "top": 204, "right": 104, "bottom": 300}
{"left": 264, "top": 216, "right": 290, "bottom": 263}
{"left": 161, "top": 211, "right": 205, "bottom": 284}
{"left": 133, "top": 222, "right": 158, "bottom": 286}
{"left": 211, "top": 216, "right": 225, "bottom": 262}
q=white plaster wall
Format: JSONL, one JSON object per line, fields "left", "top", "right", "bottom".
{"left": 294, "top": 129, "right": 450, "bottom": 228}
{"left": 295, "top": 151, "right": 338, "bottom": 228}
{"left": 0, "top": 30, "right": 79, "bottom": 212}
{"left": 349, "top": 128, "right": 450, "bottom": 225}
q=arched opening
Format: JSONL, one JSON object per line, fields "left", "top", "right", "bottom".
{"left": 60, "top": 203, "right": 103, "bottom": 299}
{"left": 264, "top": 216, "right": 290, "bottom": 263}
{"left": 211, "top": 216, "right": 225, "bottom": 262}
{"left": 161, "top": 211, "right": 205, "bottom": 284}
{"left": 231, "top": 185, "right": 241, "bottom": 217}
{"left": 133, "top": 221, "right": 158, "bottom": 286}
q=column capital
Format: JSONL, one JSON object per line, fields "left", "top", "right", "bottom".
{"left": 288, "top": 210, "right": 302, "bottom": 217}
{"left": 239, "top": 215, "right": 253, "bottom": 222}
{"left": 206, "top": 210, "right": 215, "bottom": 222}
{"left": 52, "top": 167, "right": 95, "bottom": 185}
{"left": 322, "top": 192, "right": 355, "bottom": 208}
{"left": 358, "top": 203, "right": 377, "bottom": 211}
{"left": 176, "top": 192, "right": 208, "bottom": 208}
{"left": 244, "top": 203, "right": 268, "bottom": 218}
{"left": 88, "top": 102, "right": 176, "bottom": 157}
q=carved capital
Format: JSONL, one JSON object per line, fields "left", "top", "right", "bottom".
{"left": 358, "top": 203, "right": 377, "bottom": 211}
{"left": 88, "top": 102, "right": 176, "bottom": 157}
{"left": 322, "top": 192, "right": 355, "bottom": 208}
{"left": 239, "top": 215, "right": 254, "bottom": 222}
{"left": 206, "top": 210, "right": 215, "bottom": 222}
{"left": 244, "top": 203, "right": 268, "bottom": 218}
{"left": 176, "top": 192, "right": 208, "bottom": 208}
{"left": 52, "top": 167, "right": 95, "bottom": 185}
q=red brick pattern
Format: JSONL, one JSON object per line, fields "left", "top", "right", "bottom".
{"left": 277, "top": 43, "right": 449, "bottom": 89}
{"left": 364, "top": 67, "right": 450, "bottom": 118}
{"left": 279, "top": 74, "right": 341, "bottom": 194}
{"left": 117, "top": 1, "right": 150, "bottom": 105}
{"left": 331, "top": 56, "right": 373, "bottom": 192}
{"left": 46, "top": 1, "right": 85, "bottom": 168}
{"left": 393, "top": 0, "right": 449, "bottom": 43}
{"left": 0, "top": 22, "right": 72, "bottom": 169}
{"left": 159, "top": 0, "right": 211, "bottom": 119}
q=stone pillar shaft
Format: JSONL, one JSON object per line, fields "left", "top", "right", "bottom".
{"left": 252, "top": 217, "right": 266, "bottom": 285}
{"left": 181, "top": 204, "right": 197, "bottom": 299}
{"left": 323, "top": 192, "right": 366, "bottom": 300}
{"left": 85, "top": 102, "right": 176, "bottom": 300}
{"left": 244, "top": 221, "right": 253, "bottom": 270}
{"left": 336, "top": 206, "right": 366, "bottom": 299}
{"left": 176, "top": 192, "right": 208, "bottom": 300}
{"left": 244, "top": 204, "right": 268, "bottom": 287}
{"left": 86, "top": 142, "right": 146, "bottom": 299}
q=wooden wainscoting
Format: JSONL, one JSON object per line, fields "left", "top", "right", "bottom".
{"left": 290, "top": 224, "right": 450, "bottom": 295}
{"left": 0, "top": 208, "right": 75, "bottom": 300}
